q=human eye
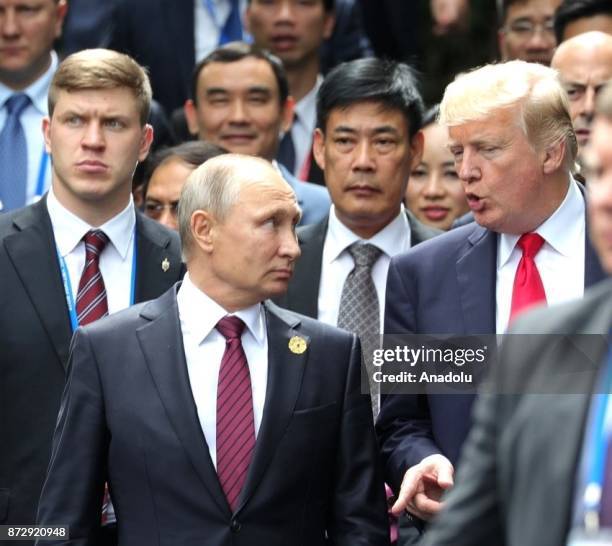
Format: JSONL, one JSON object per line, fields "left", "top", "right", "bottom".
{"left": 104, "top": 118, "right": 126, "bottom": 130}
{"left": 333, "top": 135, "right": 355, "bottom": 151}
{"left": 411, "top": 164, "right": 427, "bottom": 179}
{"left": 443, "top": 168, "right": 459, "bottom": 180}
{"left": 565, "top": 86, "right": 583, "bottom": 101}
{"left": 449, "top": 146, "right": 463, "bottom": 161}
{"left": 64, "top": 115, "right": 84, "bottom": 127}
{"left": 374, "top": 137, "right": 397, "bottom": 152}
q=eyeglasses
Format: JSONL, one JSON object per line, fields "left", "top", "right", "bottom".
{"left": 505, "top": 18, "right": 555, "bottom": 37}
{"left": 144, "top": 200, "right": 179, "bottom": 219}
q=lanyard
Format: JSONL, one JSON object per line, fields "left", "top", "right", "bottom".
{"left": 35, "top": 147, "right": 49, "bottom": 198}
{"left": 583, "top": 346, "right": 612, "bottom": 532}
{"left": 57, "top": 231, "right": 138, "bottom": 332}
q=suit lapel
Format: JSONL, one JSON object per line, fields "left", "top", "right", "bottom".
{"left": 237, "top": 303, "right": 308, "bottom": 511}
{"left": 134, "top": 212, "right": 183, "bottom": 303}
{"left": 456, "top": 225, "right": 497, "bottom": 333}
{"left": 281, "top": 218, "right": 328, "bottom": 318}
{"left": 3, "top": 199, "right": 72, "bottom": 369}
{"left": 137, "top": 288, "right": 230, "bottom": 516}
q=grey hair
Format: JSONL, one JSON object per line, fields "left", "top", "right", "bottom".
{"left": 177, "top": 154, "right": 274, "bottom": 260}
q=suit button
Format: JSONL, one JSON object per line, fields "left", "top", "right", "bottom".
{"left": 230, "top": 518, "right": 241, "bottom": 533}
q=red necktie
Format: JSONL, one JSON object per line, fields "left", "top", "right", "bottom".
{"left": 76, "top": 230, "right": 109, "bottom": 326}
{"left": 216, "top": 316, "right": 256, "bottom": 511}
{"left": 510, "top": 233, "right": 547, "bottom": 321}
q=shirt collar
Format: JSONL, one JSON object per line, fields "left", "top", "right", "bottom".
{"left": 294, "top": 75, "right": 322, "bottom": 135}
{"left": 177, "top": 272, "right": 266, "bottom": 346}
{"left": 46, "top": 187, "right": 136, "bottom": 260}
{"left": 325, "top": 204, "right": 411, "bottom": 263}
{"left": 0, "top": 50, "right": 57, "bottom": 115}
{"left": 498, "top": 176, "right": 585, "bottom": 267}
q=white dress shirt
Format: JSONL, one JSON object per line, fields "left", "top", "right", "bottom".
{"left": 177, "top": 273, "right": 268, "bottom": 468}
{"left": 0, "top": 52, "right": 56, "bottom": 205}
{"left": 194, "top": 0, "right": 250, "bottom": 62}
{"left": 317, "top": 205, "right": 412, "bottom": 331}
{"left": 496, "top": 178, "right": 585, "bottom": 333}
{"left": 46, "top": 188, "right": 136, "bottom": 315}
{"left": 290, "top": 76, "right": 322, "bottom": 179}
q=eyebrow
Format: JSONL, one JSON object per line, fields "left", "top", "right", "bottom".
{"left": 205, "top": 86, "right": 272, "bottom": 96}
{"left": 332, "top": 125, "right": 401, "bottom": 135}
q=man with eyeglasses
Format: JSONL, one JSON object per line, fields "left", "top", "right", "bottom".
{"left": 498, "top": 0, "right": 560, "bottom": 65}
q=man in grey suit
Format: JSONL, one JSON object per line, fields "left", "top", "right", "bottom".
{"left": 420, "top": 82, "right": 612, "bottom": 545}
{"left": 277, "top": 57, "right": 439, "bottom": 330}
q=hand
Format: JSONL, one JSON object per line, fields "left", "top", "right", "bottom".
{"left": 391, "top": 454, "right": 454, "bottom": 520}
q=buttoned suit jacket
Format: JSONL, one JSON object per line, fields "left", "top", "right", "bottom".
{"left": 376, "top": 218, "right": 607, "bottom": 495}
{"left": 275, "top": 211, "right": 441, "bottom": 317}
{"left": 35, "top": 288, "right": 390, "bottom": 546}
{"left": 421, "top": 277, "right": 612, "bottom": 546}
{"left": 0, "top": 197, "right": 184, "bottom": 536}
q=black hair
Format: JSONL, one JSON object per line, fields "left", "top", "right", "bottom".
{"left": 316, "top": 58, "right": 424, "bottom": 138}
{"left": 142, "top": 141, "right": 228, "bottom": 199}
{"left": 190, "top": 41, "right": 289, "bottom": 105}
{"left": 554, "top": 0, "right": 612, "bottom": 42}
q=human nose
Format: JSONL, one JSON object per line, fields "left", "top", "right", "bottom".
{"left": 526, "top": 24, "right": 553, "bottom": 49}
{"left": 582, "top": 87, "right": 597, "bottom": 119}
{"left": 228, "top": 99, "right": 248, "bottom": 124}
{"left": 277, "top": 0, "right": 296, "bottom": 22}
{"left": 280, "top": 225, "right": 301, "bottom": 261}
{"left": 423, "top": 172, "right": 446, "bottom": 198}
{"left": 0, "top": 8, "right": 20, "bottom": 38}
{"left": 82, "top": 121, "right": 105, "bottom": 149}
{"left": 456, "top": 149, "right": 479, "bottom": 183}
{"left": 353, "top": 140, "right": 376, "bottom": 171}
{"left": 159, "top": 207, "right": 178, "bottom": 231}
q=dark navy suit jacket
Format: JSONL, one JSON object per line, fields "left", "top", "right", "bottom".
{"left": 376, "top": 219, "right": 607, "bottom": 495}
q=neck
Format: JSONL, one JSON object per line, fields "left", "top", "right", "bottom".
{"left": 285, "top": 59, "right": 319, "bottom": 103}
{"left": 52, "top": 182, "right": 131, "bottom": 227}
{"left": 0, "top": 53, "right": 52, "bottom": 91}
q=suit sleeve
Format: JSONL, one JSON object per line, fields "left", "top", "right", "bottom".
{"left": 36, "top": 329, "right": 109, "bottom": 546}
{"left": 376, "top": 256, "right": 442, "bottom": 493}
{"left": 328, "top": 334, "right": 390, "bottom": 546}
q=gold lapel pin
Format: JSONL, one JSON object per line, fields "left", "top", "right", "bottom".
{"left": 288, "top": 336, "right": 307, "bottom": 354}
{"left": 161, "top": 258, "right": 170, "bottom": 272}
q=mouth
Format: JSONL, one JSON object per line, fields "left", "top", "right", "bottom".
{"left": 421, "top": 206, "right": 450, "bottom": 222}
{"left": 346, "top": 184, "right": 381, "bottom": 198}
{"left": 76, "top": 160, "right": 109, "bottom": 174}
{"left": 270, "top": 267, "right": 294, "bottom": 281}
{"left": 220, "top": 133, "right": 257, "bottom": 146}
{"left": 575, "top": 129, "right": 591, "bottom": 145}
{"left": 271, "top": 34, "right": 298, "bottom": 52}
{"left": 466, "top": 193, "right": 485, "bottom": 213}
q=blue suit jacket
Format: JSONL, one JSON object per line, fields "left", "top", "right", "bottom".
{"left": 277, "top": 163, "right": 330, "bottom": 227}
{"left": 376, "top": 219, "right": 607, "bottom": 494}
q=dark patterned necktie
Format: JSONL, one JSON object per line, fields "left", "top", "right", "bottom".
{"left": 0, "top": 93, "right": 30, "bottom": 211}
{"left": 216, "top": 316, "right": 256, "bottom": 511}
{"left": 337, "top": 242, "right": 382, "bottom": 416}
{"left": 76, "top": 230, "right": 109, "bottom": 326}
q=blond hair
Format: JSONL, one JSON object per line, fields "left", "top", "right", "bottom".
{"left": 440, "top": 60, "right": 577, "bottom": 167}
{"left": 48, "top": 49, "right": 152, "bottom": 125}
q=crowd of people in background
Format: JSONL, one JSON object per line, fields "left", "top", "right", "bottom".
{"left": 2, "top": 0, "right": 612, "bottom": 545}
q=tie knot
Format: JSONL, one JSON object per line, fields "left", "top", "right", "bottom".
{"left": 348, "top": 243, "right": 382, "bottom": 269}
{"left": 83, "top": 230, "right": 109, "bottom": 256}
{"left": 518, "top": 233, "right": 545, "bottom": 259}
{"left": 216, "top": 316, "right": 246, "bottom": 340}
{"left": 5, "top": 93, "right": 30, "bottom": 117}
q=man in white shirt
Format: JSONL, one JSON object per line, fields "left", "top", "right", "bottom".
{"left": 377, "top": 60, "right": 606, "bottom": 539}
{"left": 184, "top": 41, "right": 330, "bottom": 226}
{"left": 551, "top": 31, "right": 612, "bottom": 174}
{"left": 0, "top": 49, "right": 183, "bottom": 543}
{"left": 0, "top": 0, "right": 67, "bottom": 211}
{"left": 276, "top": 57, "right": 440, "bottom": 414}
{"left": 246, "top": 0, "right": 335, "bottom": 183}
{"left": 36, "top": 154, "right": 389, "bottom": 546}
